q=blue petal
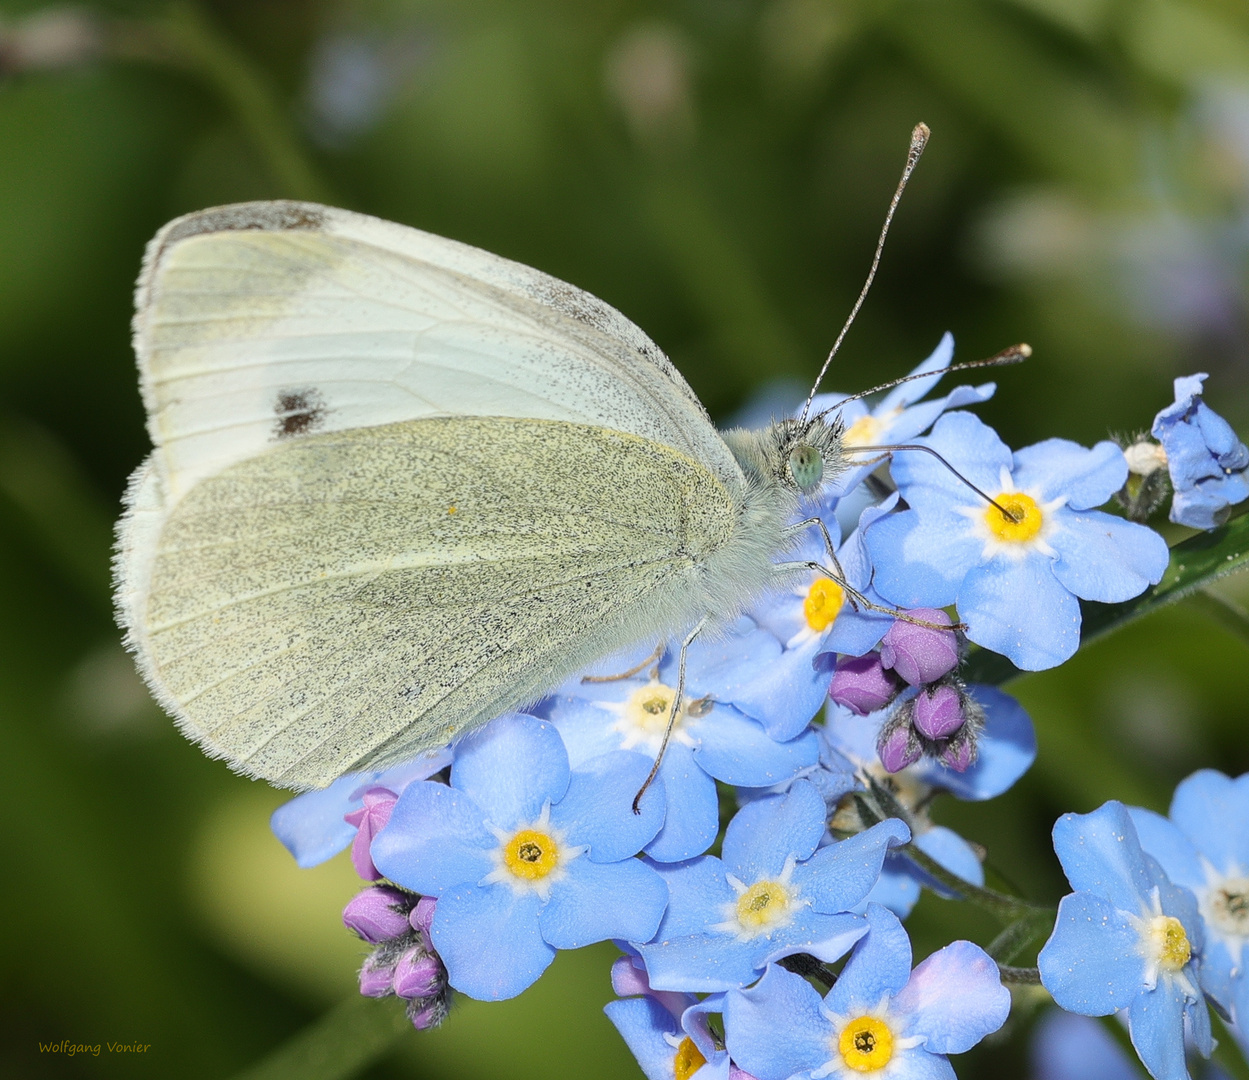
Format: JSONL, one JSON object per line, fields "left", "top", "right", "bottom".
{"left": 727, "top": 634, "right": 831, "bottom": 742}
{"left": 552, "top": 751, "right": 664, "bottom": 861}
{"left": 857, "top": 859, "right": 922, "bottom": 918}
{"left": 1012, "top": 438, "right": 1127, "bottom": 510}
{"left": 683, "top": 620, "right": 785, "bottom": 702}
{"left": 912, "top": 826, "right": 986, "bottom": 894}
{"left": 894, "top": 411, "right": 1014, "bottom": 507}
{"left": 823, "top": 903, "right": 912, "bottom": 1015}
{"left": 541, "top": 857, "right": 666, "bottom": 948}
{"left": 541, "top": 695, "right": 624, "bottom": 765}
{"left": 645, "top": 746, "right": 720, "bottom": 862}
{"left": 797, "top": 817, "right": 910, "bottom": 913}
{"left": 1037, "top": 892, "right": 1144, "bottom": 1015}
{"left": 1169, "top": 769, "right": 1249, "bottom": 872}
{"left": 642, "top": 855, "right": 734, "bottom": 940}
{"left": 724, "top": 965, "right": 832, "bottom": 1080}
{"left": 721, "top": 780, "right": 826, "bottom": 882}
{"left": 371, "top": 781, "right": 494, "bottom": 895}
{"left": 1127, "top": 983, "right": 1189, "bottom": 1080}
{"left": 893, "top": 938, "right": 1010, "bottom": 1052}
{"left": 431, "top": 882, "right": 552, "bottom": 1000}
{"left": 912, "top": 685, "right": 1036, "bottom": 800}
{"left": 1052, "top": 802, "right": 1155, "bottom": 915}
{"left": 1125, "top": 807, "right": 1204, "bottom": 892}
{"left": 1050, "top": 510, "right": 1169, "bottom": 604}
{"left": 451, "top": 714, "right": 569, "bottom": 828}
{"left": 603, "top": 997, "right": 682, "bottom": 1080}
{"left": 692, "top": 708, "right": 820, "bottom": 787}
{"left": 879, "top": 332, "right": 956, "bottom": 412}
{"left": 1029, "top": 1010, "right": 1141, "bottom": 1080}
{"left": 270, "top": 751, "right": 452, "bottom": 867}
{"left": 270, "top": 776, "right": 366, "bottom": 868}
{"left": 959, "top": 555, "right": 1082, "bottom": 670}
{"left": 866, "top": 506, "right": 983, "bottom": 609}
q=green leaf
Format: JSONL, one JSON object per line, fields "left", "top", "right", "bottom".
{"left": 231, "top": 995, "right": 410, "bottom": 1080}
{"left": 964, "top": 513, "right": 1249, "bottom": 685}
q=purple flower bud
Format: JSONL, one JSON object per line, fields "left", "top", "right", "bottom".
{"left": 408, "top": 998, "right": 448, "bottom": 1030}
{"left": 830, "top": 654, "right": 901, "bottom": 716}
{"left": 393, "top": 948, "right": 443, "bottom": 999}
{"left": 878, "top": 722, "right": 922, "bottom": 773}
{"left": 344, "top": 787, "right": 398, "bottom": 880}
{"left": 879, "top": 608, "right": 959, "bottom": 686}
{"left": 359, "top": 955, "right": 396, "bottom": 998}
{"left": 410, "top": 895, "right": 437, "bottom": 949}
{"left": 912, "top": 684, "right": 966, "bottom": 741}
{"left": 343, "top": 886, "right": 413, "bottom": 943}
{"left": 940, "top": 738, "right": 975, "bottom": 772}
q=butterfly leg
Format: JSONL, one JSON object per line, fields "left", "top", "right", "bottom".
{"left": 580, "top": 640, "right": 665, "bottom": 684}
{"left": 631, "top": 617, "right": 707, "bottom": 815}
{"left": 772, "top": 560, "right": 965, "bottom": 632}
{"left": 782, "top": 516, "right": 849, "bottom": 582}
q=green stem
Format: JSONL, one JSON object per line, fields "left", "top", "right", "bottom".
{"left": 229, "top": 995, "right": 410, "bottom": 1080}
{"left": 902, "top": 842, "right": 1055, "bottom": 924}
{"left": 995, "top": 965, "right": 1041, "bottom": 985}
{"left": 110, "top": 2, "right": 336, "bottom": 203}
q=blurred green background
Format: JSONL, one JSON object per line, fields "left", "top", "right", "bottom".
{"left": 1, "top": 0, "right": 1248, "bottom": 1077}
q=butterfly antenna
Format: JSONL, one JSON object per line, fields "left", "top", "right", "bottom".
{"left": 798, "top": 122, "right": 931, "bottom": 426}
{"left": 811, "top": 344, "right": 1031, "bottom": 421}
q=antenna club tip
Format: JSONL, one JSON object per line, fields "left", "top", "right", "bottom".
{"left": 1018, "top": 343, "right": 1032, "bottom": 358}
{"left": 912, "top": 122, "right": 931, "bottom": 145}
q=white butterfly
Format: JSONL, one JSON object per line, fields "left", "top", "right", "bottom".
{"left": 115, "top": 200, "right": 846, "bottom": 789}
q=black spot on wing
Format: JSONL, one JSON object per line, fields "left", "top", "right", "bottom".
{"left": 274, "top": 387, "right": 327, "bottom": 438}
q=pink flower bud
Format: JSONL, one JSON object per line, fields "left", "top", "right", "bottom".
{"left": 830, "top": 654, "right": 901, "bottom": 716}
{"left": 880, "top": 609, "right": 959, "bottom": 686}
{"left": 912, "top": 684, "right": 966, "bottom": 740}
{"left": 343, "top": 886, "right": 412, "bottom": 943}
{"left": 941, "top": 738, "right": 975, "bottom": 772}
{"left": 358, "top": 955, "right": 396, "bottom": 998}
{"left": 878, "top": 723, "right": 921, "bottom": 773}
{"left": 393, "top": 949, "right": 443, "bottom": 999}
{"left": 344, "top": 787, "right": 398, "bottom": 880}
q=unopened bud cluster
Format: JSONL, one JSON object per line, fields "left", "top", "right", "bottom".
{"left": 344, "top": 887, "right": 450, "bottom": 1030}
{"left": 830, "top": 608, "right": 981, "bottom": 772}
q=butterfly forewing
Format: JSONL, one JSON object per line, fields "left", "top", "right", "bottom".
{"left": 133, "top": 201, "right": 741, "bottom": 502}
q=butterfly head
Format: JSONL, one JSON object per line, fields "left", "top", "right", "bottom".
{"left": 723, "top": 414, "right": 846, "bottom": 499}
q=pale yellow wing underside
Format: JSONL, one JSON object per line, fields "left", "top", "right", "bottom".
{"left": 137, "top": 416, "right": 735, "bottom": 789}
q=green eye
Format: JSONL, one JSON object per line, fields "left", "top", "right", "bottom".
{"left": 788, "top": 444, "right": 823, "bottom": 491}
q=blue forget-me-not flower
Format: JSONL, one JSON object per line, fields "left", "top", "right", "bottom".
{"left": 370, "top": 713, "right": 668, "bottom": 1000}
{"left": 724, "top": 903, "right": 1010, "bottom": 1080}
{"left": 866, "top": 411, "right": 1169, "bottom": 670}
{"left": 1152, "top": 374, "right": 1249, "bottom": 530}
{"left": 1038, "top": 801, "right": 1212, "bottom": 1080}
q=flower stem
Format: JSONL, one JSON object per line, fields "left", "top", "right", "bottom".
{"left": 995, "top": 965, "right": 1041, "bottom": 985}
{"left": 109, "top": 2, "right": 336, "bottom": 203}
{"left": 229, "top": 993, "right": 409, "bottom": 1080}
{"left": 902, "top": 842, "right": 1054, "bottom": 924}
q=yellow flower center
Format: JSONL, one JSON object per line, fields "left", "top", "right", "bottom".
{"left": 736, "top": 880, "right": 791, "bottom": 929}
{"left": 838, "top": 1016, "right": 894, "bottom": 1073}
{"left": 624, "top": 682, "right": 681, "bottom": 735}
{"left": 983, "top": 492, "right": 1043, "bottom": 542}
{"left": 673, "top": 1036, "right": 706, "bottom": 1080}
{"left": 502, "top": 829, "right": 560, "bottom": 880}
{"left": 1147, "top": 915, "right": 1191, "bottom": 971}
{"left": 804, "top": 577, "right": 845, "bottom": 632}
{"left": 843, "top": 414, "right": 884, "bottom": 447}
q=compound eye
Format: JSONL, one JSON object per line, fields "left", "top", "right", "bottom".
{"left": 788, "top": 444, "right": 823, "bottom": 492}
